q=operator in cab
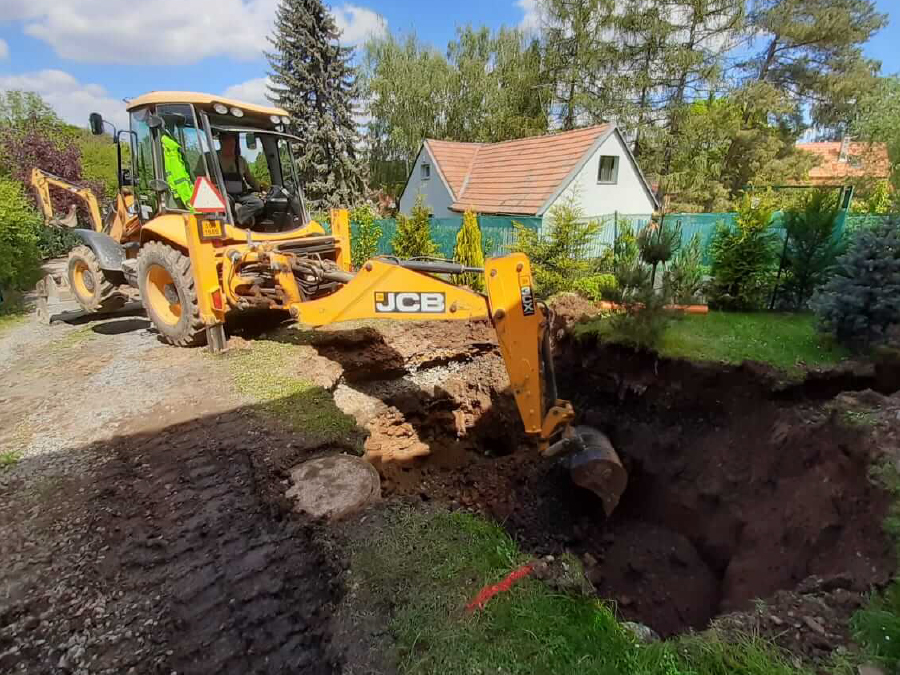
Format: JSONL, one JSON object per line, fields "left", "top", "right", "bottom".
{"left": 212, "top": 132, "right": 264, "bottom": 226}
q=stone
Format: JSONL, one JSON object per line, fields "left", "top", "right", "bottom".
{"left": 583, "top": 552, "right": 598, "bottom": 567}
{"left": 803, "top": 616, "right": 826, "bottom": 635}
{"left": 858, "top": 666, "right": 886, "bottom": 675}
{"left": 622, "top": 621, "right": 660, "bottom": 644}
{"left": 285, "top": 455, "right": 381, "bottom": 521}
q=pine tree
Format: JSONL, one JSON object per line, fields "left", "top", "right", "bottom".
{"left": 813, "top": 218, "right": 900, "bottom": 348}
{"left": 452, "top": 211, "right": 485, "bottom": 291}
{"left": 266, "top": 0, "right": 367, "bottom": 211}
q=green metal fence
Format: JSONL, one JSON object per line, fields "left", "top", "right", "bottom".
{"left": 338, "top": 210, "right": 896, "bottom": 266}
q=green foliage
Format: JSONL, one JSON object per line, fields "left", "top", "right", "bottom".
{"left": 853, "top": 76, "right": 900, "bottom": 202}
{"left": 850, "top": 180, "right": 894, "bottom": 215}
{"left": 777, "top": 190, "right": 846, "bottom": 310}
{"left": 812, "top": 217, "right": 900, "bottom": 349}
{"left": 362, "top": 27, "right": 550, "bottom": 180}
{"left": 0, "top": 179, "right": 42, "bottom": 293}
{"left": 708, "top": 193, "right": 779, "bottom": 310}
{"left": 249, "top": 153, "right": 272, "bottom": 190}
{"left": 0, "top": 450, "right": 22, "bottom": 468}
{"left": 350, "top": 204, "right": 382, "bottom": 269}
{"left": 392, "top": 195, "right": 439, "bottom": 259}
{"left": 452, "top": 210, "right": 485, "bottom": 291}
{"left": 852, "top": 580, "right": 900, "bottom": 672}
{"left": 75, "top": 128, "right": 129, "bottom": 200}
{"left": 638, "top": 219, "right": 682, "bottom": 286}
{"left": 665, "top": 233, "right": 707, "bottom": 304}
{"left": 35, "top": 226, "right": 81, "bottom": 260}
{"left": 352, "top": 506, "right": 806, "bottom": 675}
{"left": 572, "top": 274, "right": 618, "bottom": 302}
{"left": 512, "top": 199, "right": 599, "bottom": 297}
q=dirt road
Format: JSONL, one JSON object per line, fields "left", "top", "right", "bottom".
{"left": 0, "top": 313, "right": 340, "bottom": 674}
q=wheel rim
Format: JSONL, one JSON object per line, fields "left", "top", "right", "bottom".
{"left": 71, "top": 260, "right": 94, "bottom": 300}
{"left": 145, "top": 265, "right": 182, "bottom": 326}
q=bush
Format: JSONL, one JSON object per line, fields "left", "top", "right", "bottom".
{"left": 452, "top": 210, "right": 485, "bottom": 291}
{"left": 708, "top": 192, "right": 779, "bottom": 310}
{"left": 812, "top": 217, "right": 900, "bottom": 349}
{"left": 664, "top": 233, "right": 706, "bottom": 304}
{"left": 350, "top": 204, "right": 382, "bottom": 269}
{"left": 512, "top": 198, "right": 599, "bottom": 297}
{"left": 777, "top": 189, "right": 845, "bottom": 310}
{"left": 392, "top": 195, "right": 439, "bottom": 259}
{"left": 0, "top": 179, "right": 42, "bottom": 294}
{"left": 572, "top": 274, "right": 618, "bottom": 302}
{"left": 35, "top": 226, "right": 81, "bottom": 259}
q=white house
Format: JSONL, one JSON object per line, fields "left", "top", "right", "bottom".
{"left": 398, "top": 124, "right": 659, "bottom": 222}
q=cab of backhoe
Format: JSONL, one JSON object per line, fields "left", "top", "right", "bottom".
{"left": 114, "top": 92, "right": 313, "bottom": 238}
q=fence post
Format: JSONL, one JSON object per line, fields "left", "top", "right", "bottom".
{"left": 613, "top": 211, "right": 618, "bottom": 264}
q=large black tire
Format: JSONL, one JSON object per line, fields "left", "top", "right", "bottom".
{"left": 137, "top": 242, "right": 206, "bottom": 347}
{"left": 67, "top": 245, "right": 123, "bottom": 313}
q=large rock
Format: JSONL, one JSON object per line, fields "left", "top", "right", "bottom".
{"left": 285, "top": 455, "right": 381, "bottom": 520}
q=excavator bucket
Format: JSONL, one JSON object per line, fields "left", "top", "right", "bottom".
{"left": 34, "top": 264, "right": 81, "bottom": 324}
{"left": 566, "top": 426, "right": 628, "bottom": 517}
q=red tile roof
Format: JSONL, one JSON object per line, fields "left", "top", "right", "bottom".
{"left": 797, "top": 141, "right": 891, "bottom": 183}
{"left": 423, "top": 125, "right": 612, "bottom": 215}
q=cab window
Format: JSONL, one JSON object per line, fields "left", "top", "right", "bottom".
{"left": 130, "top": 108, "right": 159, "bottom": 220}
{"left": 156, "top": 104, "right": 208, "bottom": 211}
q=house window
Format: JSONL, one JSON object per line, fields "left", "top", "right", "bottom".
{"left": 421, "top": 163, "right": 431, "bottom": 180}
{"left": 598, "top": 156, "right": 618, "bottom": 184}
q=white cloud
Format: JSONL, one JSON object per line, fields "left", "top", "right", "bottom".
{"left": 0, "top": 39, "right": 8, "bottom": 60}
{"left": 222, "top": 77, "right": 273, "bottom": 107}
{"left": 332, "top": 4, "right": 387, "bottom": 45}
{"left": 1, "top": 0, "right": 384, "bottom": 65}
{"left": 517, "top": 0, "right": 541, "bottom": 33}
{"left": 0, "top": 70, "right": 128, "bottom": 130}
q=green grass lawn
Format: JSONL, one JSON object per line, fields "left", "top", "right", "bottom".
{"left": 577, "top": 312, "right": 849, "bottom": 373}
{"left": 352, "top": 507, "right": 808, "bottom": 675}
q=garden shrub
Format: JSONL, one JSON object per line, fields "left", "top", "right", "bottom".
{"left": 572, "top": 274, "right": 618, "bottom": 302}
{"left": 512, "top": 199, "right": 599, "bottom": 297}
{"left": 0, "top": 179, "right": 43, "bottom": 295}
{"left": 392, "top": 195, "right": 439, "bottom": 259}
{"left": 777, "top": 189, "right": 845, "bottom": 310}
{"left": 637, "top": 218, "right": 681, "bottom": 286}
{"left": 350, "top": 203, "right": 382, "bottom": 269}
{"left": 812, "top": 217, "right": 900, "bottom": 349}
{"left": 35, "top": 226, "right": 81, "bottom": 260}
{"left": 664, "top": 233, "right": 706, "bottom": 304}
{"left": 708, "top": 192, "right": 779, "bottom": 310}
{"left": 452, "top": 210, "right": 485, "bottom": 291}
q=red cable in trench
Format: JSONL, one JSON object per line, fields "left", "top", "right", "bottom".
{"left": 465, "top": 564, "right": 535, "bottom": 613}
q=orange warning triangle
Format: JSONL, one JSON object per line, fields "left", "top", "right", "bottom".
{"left": 190, "top": 176, "right": 227, "bottom": 213}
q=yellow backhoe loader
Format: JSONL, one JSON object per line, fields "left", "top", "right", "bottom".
{"left": 67, "top": 92, "right": 626, "bottom": 513}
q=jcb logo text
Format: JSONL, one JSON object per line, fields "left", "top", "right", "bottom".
{"left": 375, "top": 292, "right": 446, "bottom": 314}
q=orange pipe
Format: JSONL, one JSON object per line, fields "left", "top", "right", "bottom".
{"left": 597, "top": 301, "right": 709, "bottom": 315}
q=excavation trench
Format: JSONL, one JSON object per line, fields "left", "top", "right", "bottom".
{"left": 301, "top": 320, "right": 898, "bottom": 639}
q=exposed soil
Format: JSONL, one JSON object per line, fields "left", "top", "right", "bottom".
{"left": 297, "top": 315, "right": 900, "bottom": 650}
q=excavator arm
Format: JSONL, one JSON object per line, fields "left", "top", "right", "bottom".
{"left": 30, "top": 168, "right": 103, "bottom": 232}
{"left": 291, "top": 252, "right": 627, "bottom": 514}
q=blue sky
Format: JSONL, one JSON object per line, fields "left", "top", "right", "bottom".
{"left": 0, "top": 0, "right": 896, "bottom": 130}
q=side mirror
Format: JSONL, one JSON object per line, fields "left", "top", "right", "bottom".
{"left": 89, "top": 112, "right": 104, "bottom": 136}
{"left": 149, "top": 179, "right": 170, "bottom": 194}
{"left": 120, "top": 168, "right": 133, "bottom": 187}
{"left": 246, "top": 133, "right": 257, "bottom": 150}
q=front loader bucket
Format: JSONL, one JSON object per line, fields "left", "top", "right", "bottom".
{"left": 34, "top": 271, "right": 81, "bottom": 324}
{"left": 567, "top": 426, "right": 628, "bottom": 517}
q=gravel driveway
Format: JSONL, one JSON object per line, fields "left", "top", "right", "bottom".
{"left": 0, "top": 312, "right": 340, "bottom": 674}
